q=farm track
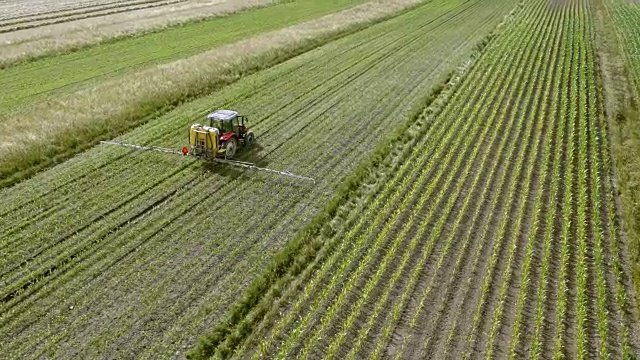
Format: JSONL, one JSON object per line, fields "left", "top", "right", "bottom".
{"left": 217, "top": 0, "right": 640, "bottom": 357}
{"left": 604, "top": 0, "right": 640, "bottom": 331}
{"left": 0, "top": 0, "right": 517, "bottom": 358}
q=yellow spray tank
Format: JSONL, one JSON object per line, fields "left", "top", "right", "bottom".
{"left": 188, "top": 124, "right": 224, "bottom": 159}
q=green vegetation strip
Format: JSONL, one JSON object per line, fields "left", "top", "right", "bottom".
{"left": 0, "top": 0, "right": 364, "bottom": 110}
{"left": 600, "top": 0, "right": 640, "bottom": 313}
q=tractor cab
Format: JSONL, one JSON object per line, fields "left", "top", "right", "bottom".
{"left": 208, "top": 110, "right": 241, "bottom": 135}
{"left": 207, "top": 110, "right": 254, "bottom": 142}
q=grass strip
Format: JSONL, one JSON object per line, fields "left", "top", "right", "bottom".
{"left": 594, "top": 0, "right": 640, "bottom": 314}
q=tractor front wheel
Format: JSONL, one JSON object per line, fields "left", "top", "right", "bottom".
{"left": 224, "top": 138, "right": 237, "bottom": 159}
{"left": 244, "top": 131, "right": 255, "bottom": 147}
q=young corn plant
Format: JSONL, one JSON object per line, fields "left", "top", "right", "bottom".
{"left": 350, "top": 73, "right": 518, "bottom": 358}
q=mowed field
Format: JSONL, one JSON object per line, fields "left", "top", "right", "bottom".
{"left": 2, "top": 0, "right": 640, "bottom": 358}
{"left": 0, "top": 0, "right": 517, "bottom": 358}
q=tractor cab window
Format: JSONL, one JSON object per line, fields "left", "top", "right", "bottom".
{"left": 219, "top": 119, "right": 235, "bottom": 134}
{"left": 236, "top": 116, "right": 245, "bottom": 131}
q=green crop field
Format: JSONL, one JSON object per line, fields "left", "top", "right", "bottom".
{"left": 2, "top": 0, "right": 640, "bottom": 358}
{"left": 0, "top": 0, "right": 393, "bottom": 192}
{"left": 0, "top": 0, "right": 517, "bottom": 357}
{"left": 194, "top": 0, "right": 640, "bottom": 358}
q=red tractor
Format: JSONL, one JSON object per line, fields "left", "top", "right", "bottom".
{"left": 187, "top": 109, "right": 255, "bottom": 159}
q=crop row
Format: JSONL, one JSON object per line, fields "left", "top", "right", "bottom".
{"left": 209, "top": 0, "right": 640, "bottom": 358}
{"left": 0, "top": 0, "right": 517, "bottom": 358}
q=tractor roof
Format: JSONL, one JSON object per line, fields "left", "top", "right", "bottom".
{"left": 208, "top": 109, "right": 237, "bottom": 121}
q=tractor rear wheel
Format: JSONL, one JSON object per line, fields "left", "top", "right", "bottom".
{"left": 224, "top": 138, "right": 237, "bottom": 159}
{"left": 244, "top": 131, "right": 255, "bottom": 147}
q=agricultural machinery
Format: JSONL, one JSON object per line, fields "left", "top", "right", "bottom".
{"left": 100, "top": 109, "right": 314, "bottom": 182}
{"left": 187, "top": 109, "right": 255, "bottom": 160}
